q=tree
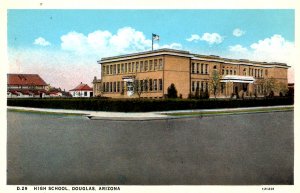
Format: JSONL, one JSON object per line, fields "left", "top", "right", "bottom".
{"left": 256, "top": 77, "right": 277, "bottom": 97}
{"left": 209, "top": 69, "right": 221, "bottom": 98}
{"left": 195, "top": 86, "right": 200, "bottom": 99}
{"left": 276, "top": 82, "right": 289, "bottom": 97}
{"left": 132, "top": 79, "right": 142, "bottom": 98}
{"left": 167, "top": 83, "right": 178, "bottom": 98}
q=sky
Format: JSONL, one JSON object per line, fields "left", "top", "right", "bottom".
{"left": 7, "top": 9, "right": 295, "bottom": 90}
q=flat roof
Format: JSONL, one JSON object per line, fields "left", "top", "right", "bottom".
{"left": 101, "top": 48, "right": 190, "bottom": 61}
{"left": 99, "top": 48, "right": 289, "bottom": 67}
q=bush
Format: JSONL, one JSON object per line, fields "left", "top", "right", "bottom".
{"left": 7, "top": 97, "right": 294, "bottom": 112}
{"left": 167, "top": 83, "right": 178, "bottom": 98}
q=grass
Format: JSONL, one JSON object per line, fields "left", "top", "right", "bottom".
{"left": 7, "top": 109, "right": 87, "bottom": 116}
{"left": 164, "top": 106, "right": 294, "bottom": 117}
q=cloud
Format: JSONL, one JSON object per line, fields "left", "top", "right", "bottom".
{"left": 229, "top": 44, "right": 248, "bottom": 53}
{"left": 33, "top": 37, "right": 51, "bottom": 46}
{"left": 228, "top": 34, "right": 295, "bottom": 82}
{"left": 232, "top": 28, "right": 246, "bottom": 37}
{"left": 160, "top": 43, "right": 183, "bottom": 50}
{"left": 186, "top": 33, "right": 223, "bottom": 44}
{"left": 186, "top": 34, "right": 201, "bottom": 42}
{"left": 250, "top": 34, "right": 294, "bottom": 59}
{"left": 60, "top": 27, "right": 181, "bottom": 57}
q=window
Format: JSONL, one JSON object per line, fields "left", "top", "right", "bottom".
{"left": 84, "top": 92, "right": 87, "bottom": 96}
{"left": 159, "top": 59, "right": 163, "bottom": 69}
{"left": 132, "top": 62, "right": 135, "bottom": 72}
{"left": 192, "top": 63, "right": 195, "bottom": 73}
{"left": 145, "top": 61, "right": 148, "bottom": 71}
{"left": 121, "top": 64, "right": 124, "bottom": 73}
{"left": 135, "top": 62, "right": 139, "bottom": 72}
{"left": 128, "top": 62, "right": 131, "bottom": 72}
{"left": 125, "top": 63, "right": 128, "bottom": 73}
{"left": 226, "top": 69, "right": 228, "bottom": 75}
{"left": 140, "top": 80, "right": 144, "bottom": 91}
{"left": 149, "top": 60, "right": 153, "bottom": 71}
{"left": 265, "top": 69, "right": 268, "bottom": 76}
{"left": 201, "top": 82, "right": 204, "bottom": 91}
{"left": 154, "top": 59, "right": 158, "bottom": 70}
{"left": 106, "top": 82, "right": 109, "bottom": 92}
{"left": 234, "top": 70, "right": 236, "bottom": 75}
{"left": 105, "top": 66, "right": 108, "bottom": 75}
{"left": 201, "top": 63, "right": 204, "bottom": 74}
{"left": 140, "top": 61, "right": 144, "bottom": 72}
{"left": 197, "top": 63, "right": 199, "bottom": 74}
{"left": 149, "top": 79, "right": 153, "bottom": 91}
{"left": 159, "top": 79, "right": 163, "bottom": 91}
{"left": 102, "top": 66, "right": 106, "bottom": 75}
{"left": 117, "top": 82, "right": 120, "bottom": 92}
{"left": 255, "top": 69, "right": 257, "bottom": 77}
{"left": 192, "top": 81, "right": 195, "bottom": 92}
{"left": 117, "top": 64, "right": 120, "bottom": 74}
{"left": 113, "top": 65, "right": 116, "bottom": 75}
{"left": 113, "top": 82, "right": 116, "bottom": 92}
{"left": 222, "top": 69, "right": 224, "bottom": 75}
{"left": 243, "top": 68, "right": 247, "bottom": 76}
{"left": 110, "top": 65, "right": 113, "bottom": 75}
{"left": 205, "top": 64, "right": 208, "bottom": 74}
{"left": 144, "top": 79, "right": 148, "bottom": 91}
{"left": 110, "top": 82, "right": 112, "bottom": 92}
{"left": 230, "top": 70, "right": 232, "bottom": 75}
{"left": 196, "top": 81, "right": 200, "bottom": 91}
{"left": 103, "top": 83, "right": 106, "bottom": 92}
{"left": 121, "top": 81, "right": 124, "bottom": 92}
{"left": 154, "top": 79, "right": 157, "bottom": 91}
{"left": 213, "top": 65, "right": 217, "bottom": 69}
{"left": 261, "top": 69, "right": 263, "bottom": 77}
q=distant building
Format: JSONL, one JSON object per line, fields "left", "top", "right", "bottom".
{"left": 7, "top": 74, "right": 49, "bottom": 98}
{"left": 97, "top": 48, "right": 289, "bottom": 99}
{"left": 92, "top": 76, "right": 102, "bottom": 97}
{"left": 69, "top": 82, "right": 93, "bottom": 97}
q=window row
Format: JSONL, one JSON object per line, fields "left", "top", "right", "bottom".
{"left": 103, "top": 59, "right": 163, "bottom": 75}
{"left": 191, "top": 63, "right": 209, "bottom": 74}
{"left": 191, "top": 81, "right": 209, "bottom": 92}
{"left": 248, "top": 68, "right": 266, "bottom": 78}
{"left": 102, "top": 79, "right": 163, "bottom": 93}
{"left": 222, "top": 68, "right": 237, "bottom": 75}
{"left": 241, "top": 68, "right": 266, "bottom": 77}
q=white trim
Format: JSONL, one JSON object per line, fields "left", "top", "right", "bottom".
{"left": 192, "top": 57, "right": 288, "bottom": 68}
{"left": 98, "top": 50, "right": 289, "bottom": 69}
{"left": 99, "top": 51, "right": 193, "bottom": 64}
{"left": 221, "top": 75, "right": 255, "bottom": 83}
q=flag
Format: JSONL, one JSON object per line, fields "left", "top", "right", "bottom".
{"left": 152, "top": 33, "right": 159, "bottom": 41}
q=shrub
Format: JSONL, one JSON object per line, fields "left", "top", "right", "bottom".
{"left": 7, "top": 97, "right": 294, "bottom": 112}
{"left": 167, "top": 83, "right": 178, "bottom": 98}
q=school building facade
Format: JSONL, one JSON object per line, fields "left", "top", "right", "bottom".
{"left": 94, "top": 49, "right": 289, "bottom": 99}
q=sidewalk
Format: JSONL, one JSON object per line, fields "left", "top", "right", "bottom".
{"left": 7, "top": 105, "right": 293, "bottom": 120}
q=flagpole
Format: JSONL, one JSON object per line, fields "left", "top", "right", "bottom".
{"left": 151, "top": 33, "right": 153, "bottom": 51}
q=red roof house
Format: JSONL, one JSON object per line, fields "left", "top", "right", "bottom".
{"left": 7, "top": 74, "right": 49, "bottom": 98}
{"left": 8, "top": 74, "right": 48, "bottom": 87}
{"left": 69, "top": 82, "right": 93, "bottom": 97}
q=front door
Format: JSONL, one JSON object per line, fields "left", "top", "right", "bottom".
{"left": 242, "top": 83, "right": 248, "bottom": 92}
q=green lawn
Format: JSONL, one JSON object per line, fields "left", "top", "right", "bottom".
{"left": 164, "top": 106, "right": 294, "bottom": 117}
{"left": 7, "top": 109, "right": 87, "bottom": 116}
